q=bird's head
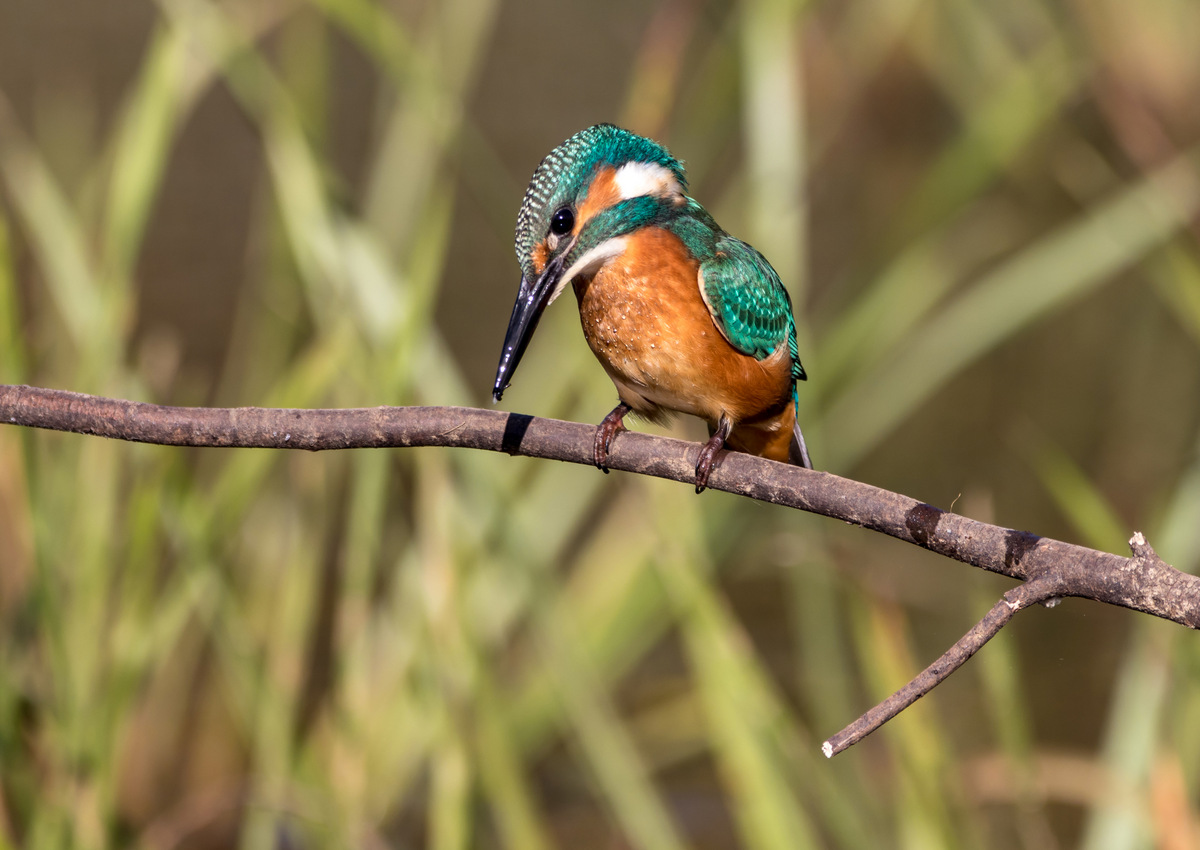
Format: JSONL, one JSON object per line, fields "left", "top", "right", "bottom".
{"left": 492, "top": 124, "right": 688, "bottom": 402}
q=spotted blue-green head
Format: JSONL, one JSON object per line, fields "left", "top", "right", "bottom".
{"left": 493, "top": 124, "right": 689, "bottom": 402}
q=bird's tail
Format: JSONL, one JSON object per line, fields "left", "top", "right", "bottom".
{"left": 788, "top": 418, "right": 813, "bottom": 469}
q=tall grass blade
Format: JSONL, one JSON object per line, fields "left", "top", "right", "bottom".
{"left": 824, "top": 153, "right": 1200, "bottom": 468}
{"left": 536, "top": 599, "right": 689, "bottom": 850}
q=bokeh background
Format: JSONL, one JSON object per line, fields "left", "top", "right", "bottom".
{"left": 1, "top": 0, "right": 1199, "bottom": 847}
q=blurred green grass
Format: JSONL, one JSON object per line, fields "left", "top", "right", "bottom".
{"left": 0, "top": 1, "right": 1199, "bottom": 848}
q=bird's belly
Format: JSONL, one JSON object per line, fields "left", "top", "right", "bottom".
{"left": 590, "top": 331, "right": 711, "bottom": 423}
{"left": 575, "top": 280, "right": 714, "bottom": 421}
{"left": 573, "top": 230, "right": 792, "bottom": 427}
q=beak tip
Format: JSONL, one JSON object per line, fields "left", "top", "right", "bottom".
{"left": 492, "top": 361, "right": 509, "bottom": 403}
{"left": 492, "top": 263, "right": 560, "bottom": 411}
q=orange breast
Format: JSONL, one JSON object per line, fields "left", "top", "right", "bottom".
{"left": 572, "top": 227, "right": 794, "bottom": 459}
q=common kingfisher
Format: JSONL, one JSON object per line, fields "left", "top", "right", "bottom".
{"left": 492, "top": 124, "right": 813, "bottom": 491}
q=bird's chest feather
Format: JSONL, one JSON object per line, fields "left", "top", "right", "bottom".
{"left": 574, "top": 230, "right": 701, "bottom": 362}
{"left": 571, "top": 227, "right": 795, "bottom": 426}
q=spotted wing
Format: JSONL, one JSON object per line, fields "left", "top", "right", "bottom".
{"left": 698, "top": 235, "right": 806, "bottom": 382}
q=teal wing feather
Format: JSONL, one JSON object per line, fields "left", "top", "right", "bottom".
{"left": 698, "top": 234, "right": 806, "bottom": 382}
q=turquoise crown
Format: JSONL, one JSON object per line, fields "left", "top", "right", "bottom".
{"left": 514, "top": 124, "right": 687, "bottom": 280}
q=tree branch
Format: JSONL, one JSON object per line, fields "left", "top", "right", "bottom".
{"left": 2, "top": 384, "right": 1197, "bottom": 754}
{"left": 822, "top": 576, "right": 1064, "bottom": 757}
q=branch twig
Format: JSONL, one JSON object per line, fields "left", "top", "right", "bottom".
{"left": 1, "top": 384, "right": 1196, "bottom": 754}
{"left": 822, "top": 576, "right": 1064, "bottom": 757}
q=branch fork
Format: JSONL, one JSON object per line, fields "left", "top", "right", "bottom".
{"left": 822, "top": 572, "right": 1065, "bottom": 757}
{"left": 0, "top": 385, "right": 1196, "bottom": 756}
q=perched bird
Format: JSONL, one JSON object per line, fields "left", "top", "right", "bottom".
{"left": 493, "top": 124, "right": 812, "bottom": 491}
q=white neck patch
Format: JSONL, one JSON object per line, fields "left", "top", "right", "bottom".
{"left": 613, "top": 161, "right": 683, "bottom": 201}
{"left": 548, "top": 237, "right": 628, "bottom": 306}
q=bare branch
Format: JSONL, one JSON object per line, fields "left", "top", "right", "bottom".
{"left": 822, "top": 577, "right": 1063, "bottom": 757}
{"left": 2, "top": 384, "right": 1198, "bottom": 754}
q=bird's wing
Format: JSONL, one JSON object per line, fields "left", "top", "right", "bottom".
{"left": 698, "top": 235, "right": 806, "bottom": 381}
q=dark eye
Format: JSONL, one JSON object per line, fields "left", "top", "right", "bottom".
{"left": 549, "top": 207, "right": 574, "bottom": 236}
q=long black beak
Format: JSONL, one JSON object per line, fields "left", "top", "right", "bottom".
{"left": 492, "top": 254, "right": 566, "bottom": 402}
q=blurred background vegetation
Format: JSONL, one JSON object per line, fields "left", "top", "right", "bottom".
{"left": 0, "top": 0, "right": 1198, "bottom": 847}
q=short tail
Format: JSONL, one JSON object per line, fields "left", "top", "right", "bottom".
{"left": 789, "top": 418, "right": 813, "bottom": 469}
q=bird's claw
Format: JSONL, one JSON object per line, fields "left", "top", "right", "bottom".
{"left": 694, "top": 442, "right": 721, "bottom": 494}
{"left": 594, "top": 403, "right": 631, "bottom": 472}
{"left": 694, "top": 416, "right": 732, "bottom": 494}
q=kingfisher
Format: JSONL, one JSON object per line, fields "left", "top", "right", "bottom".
{"left": 492, "top": 124, "right": 812, "bottom": 491}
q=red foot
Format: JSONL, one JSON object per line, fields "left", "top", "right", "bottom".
{"left": 695, "top": 416, "right": 733, "bottom": 493}
{"left": 595, "top": 403, "right": 631, "bottom": 472}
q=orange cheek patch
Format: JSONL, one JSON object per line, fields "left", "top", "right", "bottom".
{"left": 574, "top": 167, "right": 622, "bottom": 233}
{"left": 531, "top": 241, "right": 549, "bottom": 275}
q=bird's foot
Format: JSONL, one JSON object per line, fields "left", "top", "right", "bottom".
{"left": 595, "top": 403, "right": 632, "bottom": 473}
{"left": 695, "top": 416, "right": 733, "bottom": 494}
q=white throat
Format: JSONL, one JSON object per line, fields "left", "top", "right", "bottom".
{"left": 547, "top": 237, "right": 628, "bottom": 306}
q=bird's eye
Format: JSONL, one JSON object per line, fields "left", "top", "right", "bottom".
{"left": 550, "top": 207, "right": 575, "bottom": 236}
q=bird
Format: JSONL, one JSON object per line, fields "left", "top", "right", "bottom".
{"left": 492, "top": 123, "right": 812, "bottom": 491}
